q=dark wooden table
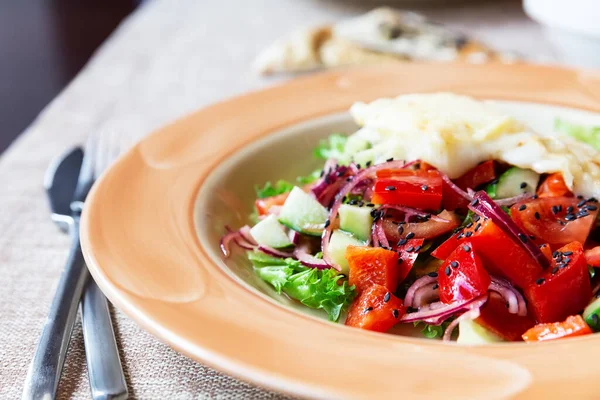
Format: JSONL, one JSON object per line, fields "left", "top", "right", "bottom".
{"left": 0, "top": 1, "right": 139, "bottom": 154}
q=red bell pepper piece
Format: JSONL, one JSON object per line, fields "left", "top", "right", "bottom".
{"left": 396, "top": 238, "right": 425, "bottom": 284}
{"left": 345, "top": 284, "right": 406, "bottom": 332}
{"left": 475, "top": 294, "right": 535, "bottom": 341}
{"left": 371, "top": 170, "right": 442, "bottom": 210}
{"left": 432, "top": 219, "right": 542, "bottom": 288}
{"left": 454, "top": 160, "right": 496, "bottom": 191}
{"left": 346, "top": 246, "right": 400, "bottom": 293}
{"left": 525, "top": 242, "right": 592, "bottom": 323}
{"left": 437, "top": 240, "right": 491, "bottom": 304}
{"left": 522, "top": 315, "right": 592, "bottom": 342}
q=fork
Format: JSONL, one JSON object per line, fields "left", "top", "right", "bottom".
{"left": 23, "top": 130, "right": 128, "bottom": 400}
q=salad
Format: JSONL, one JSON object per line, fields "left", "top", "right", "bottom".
{"left": 221, "top": 93, "right": 600, "bottom": 343}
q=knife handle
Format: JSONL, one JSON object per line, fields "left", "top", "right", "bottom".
{"left": 81, "top": 280, "right": 128, "bottom": 400}
{"left": 23, "top": 219, "right": 89, "bottom": 400}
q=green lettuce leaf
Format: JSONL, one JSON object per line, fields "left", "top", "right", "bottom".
{"left": 413, "top": 321, "right": 451, "bottom": 339}
{"left": 255, "top": 180, "right": 295, "bottom": 199}
{"left": 555, "top": 118, "right": 600, "bottom": 151}
{"left": 296, "top": 169, "right": 322, "bottom": 184}
{"left": 248, "top": 251, "right": 356, "bottom": 321}
{"left": 314, "top": 134, "right": 348, "bottom": 160}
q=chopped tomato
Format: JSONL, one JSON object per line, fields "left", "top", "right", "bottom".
{"left": 522, "top": 315, "right": 592, "bottom": 342}
{"left": 525, "top": 242, "right": 592, "bottom": 323}
{"left": 585, "top": 246, "right": 600, "bottom": 267}
{"left": 537, "top": 173, "right": 573, "bottom": 198}
{"left": 346, "top": 246, "right": 400, "bottom": 293}
{"left": 381, "top": 210, "right": 460, "bottom": 242}
{"left": 345, "top": 284, "right": 406, "bottom": 332}
{"left": 510, "top": 197, "right": 598, "bottom": 248}
{"left": 371, "top": 170, "right": 443, "bottom": 210}
{"left": 395, "top": 238, "right": 425, "bottom": 283}
{"left": 437, "top": 240, "right": 491, "bottom": 303}
{"left": 255, "top": 192, "right": 289, "bottom": 216}
{"left": 476, "top": 294, "right": 535, "bottom": 341}
{"left": 455, "top": 161, "right": 496, "bottom": 191}
{"left": 432, "top": 219, "right": 542, "bottom": 288}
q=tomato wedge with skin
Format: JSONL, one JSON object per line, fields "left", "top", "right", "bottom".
{"left": 585, "top": 246, "right": 600, "bottom": 267}
{"left": 371, "top": 169, "right": 443, "bottom": 210}
{"left": 381, "top": 210, "right": 460, "bottom": 242}
{"left": 476, "top": 294, "right": 535, "bottom": 341}
{"left": 346, "top": 246, "right": 400, "bottom": 293}
{"left": 510, "top": 197, "right": 599, "bottom": 248}
{"left": 525, "top": 242, "right": 592, "bottom": 323}
{"left": 522, "top": 315, "right": 592, "bottom": 342}
{"left": 345, "top": 284, "right": 406, "bottom": 332}
{"left": 437, "top": 240, "right": 491, "bottom": 304}
{"left": 537, "top": 173, "right": 573, "bottom": 198}
{"left": 432, "top": 218, "right": 542, "bottom": 288}
{"left": 455, "top": 160, "right": 496, "bottom": 191}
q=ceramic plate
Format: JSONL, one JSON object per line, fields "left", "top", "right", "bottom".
{"left": 81, "top": 63, "right": 600, "bottom": 399}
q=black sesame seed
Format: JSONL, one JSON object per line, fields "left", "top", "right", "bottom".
{"left": 428, "top": 272, "right": 439, "bottom": 278}
{"left": 384, "top": 292, "right": 391, "bottom": 303}
{"left": 385, "top": 186, "right": 396, "bottom": 191}
{"left": 534, "top": 212, "right": 540, "bottom": 220}
{"left": 349, "top": 199, "right": 358, "bottom": 205}
{"left": 386, "top": 157, "right": 394, "bottom": 162}
{"left": 392, "top": 309, "right": 399, "bottom": 318}
{"left": 356, "top": 164, "right": 361, "bottom": 170}
{"left": 397, "top": 238, "right": 408, "bottom": 246}
{"left": 466, "top": 222, "right": 473, "bottom": 228}
{"left": 532, "top": 194, "right": 538, "bottom": 199}
{"left": 474, "top": 223, "right": 482, "bottom": 232}
{"left": 365, "top": 161, "right": 372, "bottom": 167}
{"left": 397, "top": 226, "right": 404, "bottom": 235}
{"left": 406, "top": 246, "right": 414, "bottom": 252}
{"left": 421, "top": 184, "right": 428, "bottom": 191}
{"left": 490, "top": 178, "right": 500, "bottom": 185}
{"left": 567, "top": 206, "right": 574, "bottom": 213}
{"left": 536, "top": 278, "right": 545, "bottom": 285}
{"left": 471, "top": 199, "right": 479, "bottom": 207}
{"left": 519, "top": 204, "right": 527, "bottom": 211}
{"left": 364, "top": 307, "right": 373, "bottom": 313}
{"left": 586, "top": 205, "right": 598, "bottom": 211}
{"left": 552, "top": 205, "right": 560, "bottom": 215}
{"left": 518, "top": 233, "right": 528, "bottom": 243}
{"left": 539, "top": 244, "right": 546, "bottom": 248}
{"left": 450, "top": 261, "right": 459, "bottom": 268}
{"left": 342, "top": 196, "right": 347, "bottom": 203}
{"left": 565, "top": 214, "right": 577, "bottom": 221}
{"left": 406, "top": 232, "right": 415, "bottom": 240}
{"left": 589, "top": 197, "right": 598, "bottom": 203}
{"left": 445, "top": 266, "right": 451, "bottom": 276}
{"left": 577, "top": 195, "right": 584, "bottom": 199}
{"left": 563, "top": 251, "right": 573, "bottom": 256}
{"left": 324, "top": 219, "right": 330, "bottom": 228}
{"left": 366, "top": 203, "right": 375, "bottom": 207}
{"left": 462, "top": 245, "right": 471, "bottom": 252}
{"left": 397, "top": 257, "right": 403, "bottom": 264}
{"left": 473, "top": 215, "right": 481, "bottom": 222}
{"left": 456, "top": 233, "right": 464, "bottom": 240}
{"left": 578, "top": 199, "right": 587, "bottom": 207}
{"left": 529, "top": 235, "right": 536, "bottom": 240}
{"left": 346, "top": 177, "right": 352, "bottom": 182}
{"left": 552, "top": 267, "right": 559, "bottom": 274}
{"left": 465, "top": 231, "right": 473, "bottom": 238}
{"left": 414, "top": 245, "right": 422, "bottom": 252}
{"left": 520, "top": 182, "right": 528, "bottom": 189}
{"left": 578, "top": 210, "right": 590, "bottom": 218}
{"left": 553, "top": 251, "right": 559, "bottom": 258}
{"left": 432, "top": 284, "right": 439, "bottom": 290}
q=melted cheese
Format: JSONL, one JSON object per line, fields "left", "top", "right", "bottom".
{"left": 348, "top": 93, "right": 600, "bottom": 198}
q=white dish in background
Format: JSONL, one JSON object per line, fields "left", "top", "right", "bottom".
{"left": 524, "top": 0, "right": 600, "bottom": 68}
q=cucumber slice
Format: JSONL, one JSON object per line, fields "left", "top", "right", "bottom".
{"left": 583, "top": 297, "right": 600, "bottom": 331}
{"left": 250, "top": 214, "right": 293, "bottom": 249}
{"left": 278, "top": 186, "right": 329, "bottom": 236}
{"left": 328, "top": 230, "right": 366, "bottom": 275}
{"left": 492, "top": 167, "right": 540, "bottom": 199}
{"left": 343, "top": 136, "right": 370, "bottom": 159}
{"left": 339, "top": 204, "right": 374, "bottom": 241}
{"left": 457, "top": 319, "right": 504, "bottom": 345}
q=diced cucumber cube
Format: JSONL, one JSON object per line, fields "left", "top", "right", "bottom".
{"left": 339, "top": 204, "right": 373, "bottom": 242}
{"left": 250, "top": 214, "right": 293, "bottom": 248}
{"left": 583, "top": 297, "right": 600, "bottom": 331}
{"left": 494, "top": 167, "right": 540, "bottom": 199}
{"left": 278, "top": 186, "right": 329, "bottom": 236}
{"left": 328, "top": 230, "right": 366, "bottom": 275}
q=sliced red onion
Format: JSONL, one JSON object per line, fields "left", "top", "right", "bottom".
{"left": 442, "top": 173, "right": 473, "bottom": 202}
{"left": 221, "top": 230, "right": 242, "bottom": 257}
{"left": 311, "top": 159, "right": 355, "bottom": 207}
{"left": 321, "top": 160, "right": 418, "bottom": 270}
{"left": 442, "top": 296, "right": 487, "bottom": 341}
{"left": 404, "top": 274, "right": 438, "bottom": 309}
{"left": 239, "top": 225, "right": 257, "bottom": 245}
{"left": 257, "top": 245, "right": 294, "bottom": 258}
{"left": 234, "top": 237, "right": 257, "bottom": 251}
{"left": 493, "top": 193, "right": 530, "bottom": 207}
{"left": 378, "top": 204, "right": 446, "bottom": 223}
{"left": 288, "top": 229, "right": 300, "bottom": 245}
{"left": 400, "top": 295, "right": 488, "bottom": 325}
{"left": 412, "top": 282, "right": 440, "bottom": 308}
{"left": 468, "top": 190, "right": 549, "bottom": 269}
{"left": 371, "top": 218, "right": 389, "bottom": 248}
{"left": 489, "top": 276, "right": 527, "bottom": 316}
{"left": 294, "top": 249, "right": 331, "bottom": 270}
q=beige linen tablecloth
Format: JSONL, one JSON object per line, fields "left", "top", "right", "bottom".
{"left": 0, "top": 1, "right": 556, "bottom": 398}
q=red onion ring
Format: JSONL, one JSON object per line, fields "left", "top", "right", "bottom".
{"left": 404, "top": 274, "right": 438, "bottom": 309}
{"left": 293, "top": 249, "right": 330, "bottom": 270}
{"left": 400, "top": 295, "right": 488, "bottom": 325}
{"left": 378, "top": 204, "right": 446, "bottom": 223}
{"left": 442, "top": 173, "right": 473, "bottom": 202}
{"left": 489, "top": 276, "right": 527, "bottom": 316}
{"left": 493, "top": 193, "right": 531, "bottom": 206}
{"left": 412, "top": 282, "right": 440, "bottom": 308}
{"left": 442, "top": 296, "right": 488, "bottom": 341}
{"left": 257, "top": 245, "right": 294, "bottom": 258}
{"left": 321, "top": 160, "right": 418, "bottom": 270}
{"left": 239, "top": 225, "right": 257, "bottom": 245}
{"left": 371, "top": 218, "right": 388, "bottom": 248}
